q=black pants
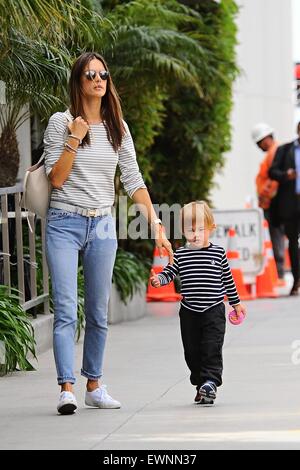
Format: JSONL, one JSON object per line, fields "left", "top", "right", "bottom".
{"left": 179, "top": 302, "right": 226, "bottom": 388}
{"left": 264, "top": 209, "right": 285, "bottom": 279}
{"left": 284, "top": 218, "right": 300, "bottom": 285}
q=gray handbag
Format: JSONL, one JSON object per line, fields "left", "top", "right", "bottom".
{"left": 20, "top": 110, "right": 73, "bottom": 220}
{"left": 20, "top": 153, "right": 52, "bottom": 219}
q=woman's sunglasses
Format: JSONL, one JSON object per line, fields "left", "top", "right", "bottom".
{"left": 83, "top": 70, "right": 110, "bottom": 81}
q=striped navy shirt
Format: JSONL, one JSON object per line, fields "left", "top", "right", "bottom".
{"left": 44, "top": 111, "right": 146, "bottom": 209}
{"left": 158, "top": 243, "right": 240, "bottom": 313}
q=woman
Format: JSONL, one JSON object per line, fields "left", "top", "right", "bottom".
{"left": 44, "top": 52, "right": 173, "bottom": 415}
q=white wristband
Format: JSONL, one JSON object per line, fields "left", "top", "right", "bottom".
{"left": 153, "top": 218, "right": 162, "bottom": 226}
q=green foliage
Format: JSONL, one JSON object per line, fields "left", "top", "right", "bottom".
{"left": 112, "top": 248, "right": 150, "bottom": 303}
{"left": 76, "top": 266, "right": 86, "bottom": 342}
{"left": 148, "top": 0, "right": 239, "bottom": 207}
{"left": 99, "top": 0, "right": 239, "bottom": 222}
{"left": 0, "top": 285, "right": 36, "bottom": 374}
{"left": 101, "top": 0, "right": 208, "bottom": 181}
{"left": 1, "top": 0, "right": 238, "bottom": 199}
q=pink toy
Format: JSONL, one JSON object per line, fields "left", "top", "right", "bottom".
{"left": 228, "top": 309, "right": 245, "bottom": 325}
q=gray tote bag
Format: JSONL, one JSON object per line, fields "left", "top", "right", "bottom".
{"left": 20, "top": 153, "right": 52, "bottom": 218}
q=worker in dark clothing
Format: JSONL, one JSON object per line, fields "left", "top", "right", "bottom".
{"left": 269, "top": 122, "right": 300, "bottom": 296}
{"left": 251, "top": 123, "right": 285, "bottom": 283}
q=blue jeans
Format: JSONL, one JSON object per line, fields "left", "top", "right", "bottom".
{"left": 45, "top": 208, "right": 117, "bottom": 385}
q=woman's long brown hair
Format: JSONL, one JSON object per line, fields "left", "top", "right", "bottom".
{"left": 69, "top": 52, "right": 125, "bottom": 151}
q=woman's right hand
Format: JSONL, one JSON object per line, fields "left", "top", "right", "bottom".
{"left": 68, "top": 116, "right": 89, "bottom": 141}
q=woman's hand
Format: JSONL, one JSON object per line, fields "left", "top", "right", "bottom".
{"left": 150, "top": 269, "right": 161, "bottom": 288}
{"left": 68, "top": 116, "right": 89, "bottom": 141}
{"left": 154, "top": 224, "right": 174, "bottom": 265}
{"left": 129, "top": 188, "right": 174, "bottom": 264}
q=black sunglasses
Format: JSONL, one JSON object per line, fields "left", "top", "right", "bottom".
{"left": 83, "top": 70, "right": 110, "bottom": 81}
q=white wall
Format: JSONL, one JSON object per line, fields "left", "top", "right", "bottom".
{"left": 292, "top": 0, "right": 300, "bottom": 62}
{"left": 211, "top": 0, "right": 295, "bottom": 209}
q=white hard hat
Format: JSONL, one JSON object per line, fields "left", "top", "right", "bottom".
{"left": 251, "top": 123, "right": 274, "bottom": 143}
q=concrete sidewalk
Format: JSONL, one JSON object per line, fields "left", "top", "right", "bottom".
{"left": 0, "top": 295, "right": 300, "bottom": 450}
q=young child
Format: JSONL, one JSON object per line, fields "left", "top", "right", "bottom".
{"left": 150, "top": 201, "right": 246, "bottom": 405}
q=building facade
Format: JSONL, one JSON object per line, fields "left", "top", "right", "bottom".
{"left": 211, "top": 0, "right": 295, "bottom": 209}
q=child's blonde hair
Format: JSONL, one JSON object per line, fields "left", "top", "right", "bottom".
{"left": 180, "top": 200, "right": 215, "bottom": 233}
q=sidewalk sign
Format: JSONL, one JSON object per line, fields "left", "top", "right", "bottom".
{"left": 211, "top": 208, "right": 264, "bottom": 284}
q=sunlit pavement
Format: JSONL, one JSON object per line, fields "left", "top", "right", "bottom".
{"left": 0, "top": 274, "right": 299, "bottom": 450}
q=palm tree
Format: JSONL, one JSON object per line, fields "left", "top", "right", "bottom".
{"left": 0, "top": 25, "right": 72, "bottom": 186}
{"left": 0, "top": 0, "right": 207, "bottom": 187}
{"left": 0, "top": 0, "right": 106, "bottom": 186}
{"left": 102, "top": 0, "right": 207, "bottom": 178}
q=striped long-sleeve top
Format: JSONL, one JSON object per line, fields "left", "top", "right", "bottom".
{"left": 158, "top": 243, "right": 240, "bottom": 313}
{"left": 44, "top": 111, "right": 146, "bottom": 209}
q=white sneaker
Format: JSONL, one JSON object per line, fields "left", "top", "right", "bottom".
{"left": 85, "top": 385, "right": 121, "bottom": 409}
{"left": 57, "top": 391, "right": 77, "bottom": 415}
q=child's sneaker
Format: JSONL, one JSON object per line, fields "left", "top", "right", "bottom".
{"left": 198, "top": 381, "right": 217, "bottom": 405}
{"left": 194, "top": 386, "right": 202, "bottom": 404}
{"left": 57, "top": 391, "right": 77, "bottom": 415}
{"left": 85, "top": 385, "right": 121, "bottom": 409}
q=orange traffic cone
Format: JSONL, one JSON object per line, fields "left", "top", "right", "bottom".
{"left": 226, "top": 228, "right": 254, "bottom": 301}
{"left": 146, "top": 247, "right": 182, "bottom": 302}
{"left": 150, "top": 246, "right": 170, "bottom": 269}
{"left": 256, "top": 220, "right": 278, "bottom": 298}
